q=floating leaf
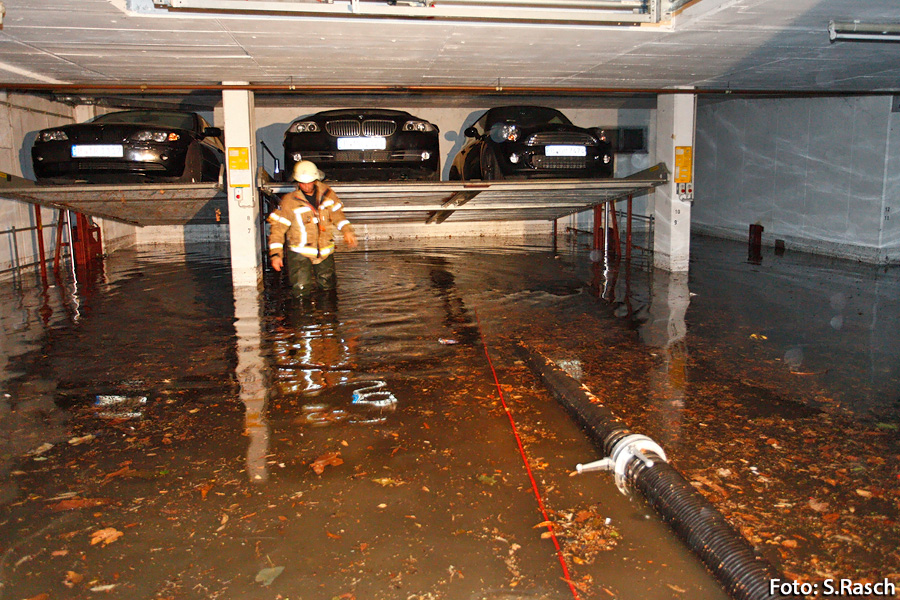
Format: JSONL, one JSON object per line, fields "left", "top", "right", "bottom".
{"left": 310, "top": 452, "right": 343, "bottom": 475}
{"left": 64, "top": 570, "right": 83, "bottom": 588}
{"left": 477, "top": 474, "right": 497, "bottom": 486}
{"left": 372, "top": 477, "right": 403, "bottom": 487}
{"left": 68, "top": 435, "right": 95, "bottom": 446}
{"left": 90, "top": 528, "right": 123, "bottom": 546}
{"left": 255, "top": 566, "right": 284, "bottom": 587}
{"left": 28, "top": 443, "right": 54, "bottom": 456}
{"left": 50, "top": 498, "right": 110, "bottom": 512}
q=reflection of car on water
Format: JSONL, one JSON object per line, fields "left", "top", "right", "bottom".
{"left": 282, "top": 108, "right": 440, "bottom": 182}
{"left": 31, "top": 110, "right": 225, "bottom": 184}
{"left": 449, "top": 105, "right": 614, "bottom": 181}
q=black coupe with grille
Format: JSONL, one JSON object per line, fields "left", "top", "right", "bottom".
{"left": 31, "top": 110, "right": 225, "bottom": 184}
{"left": 449, "top": 106, "right": 613, "bottom": 181}
{"left": 283, "top": 109, "right": 440, "bottom": 181}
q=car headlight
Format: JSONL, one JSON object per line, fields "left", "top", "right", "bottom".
{"left": 132, "top": 131, "right": 180, "bottom": 142}
{"left": 489, "top": 123, "right": 518, "bottom": 143}
{"left": 403, "top": 121, "right": 435, "bottom": 132}
{"left": 289, "top": 121, "right": 320, "bottom": 133}
{"left": 40, "top": 130, "right": 68, "bottom": 142}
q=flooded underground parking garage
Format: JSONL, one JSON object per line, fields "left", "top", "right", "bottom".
{"left": 0, "top": 235, "right": 897, "bottom": 600}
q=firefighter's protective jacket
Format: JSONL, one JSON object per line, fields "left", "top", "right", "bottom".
{"left": 267, "top": 181, "right": 354, "bottom": 265}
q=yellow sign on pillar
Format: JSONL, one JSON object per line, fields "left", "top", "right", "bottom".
{"left": 228, "top": 146, "right": 252, "bottom": 187}
{"left": 674, "top": 146, "right": 693, "bottom": 183}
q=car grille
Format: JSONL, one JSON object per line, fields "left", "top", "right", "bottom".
{"left": 532, "top": 156, "right": 588, "bottom": 169}
{"left": 325, "top": 120, "right": 397, "bottom": 137}
{"left": 326, "top": 121, "right": 360, "bottom": 136}
{"left": 526, "top": 132, "right": 595, "bottom": 146}
{"left": 363, "top": 120, "right": 396, "bottom": 136}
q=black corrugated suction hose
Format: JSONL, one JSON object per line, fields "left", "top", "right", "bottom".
{"left": 516, "top": 343, "right": 792, "bottom": 600}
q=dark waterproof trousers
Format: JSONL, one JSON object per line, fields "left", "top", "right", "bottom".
{"left": 284, "top": 251, "right": 336, "bottom": 298}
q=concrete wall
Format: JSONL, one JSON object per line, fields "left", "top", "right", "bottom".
{"left": 693, "top": 95, "right": 899, "bottom": 264}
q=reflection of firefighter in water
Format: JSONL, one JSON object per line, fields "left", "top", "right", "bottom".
{"left": 271, "top": 298, "right": 359, "bottom": 396}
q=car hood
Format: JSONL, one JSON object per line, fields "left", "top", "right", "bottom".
{"left": 305, "top": 109, "right": 418, "bottom": 121}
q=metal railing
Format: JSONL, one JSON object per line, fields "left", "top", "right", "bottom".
{"left": 0, "top": 212, "right": 72, "bottom": 278}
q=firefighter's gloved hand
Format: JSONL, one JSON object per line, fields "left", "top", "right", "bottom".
{"left": 343, "top": 230, "right": 358, "bottom": 249}
{"left": 270, "top": 255, "right": 283, "bottom": 271}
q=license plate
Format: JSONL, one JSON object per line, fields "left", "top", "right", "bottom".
{"left": 72, "top": 144, "right": 124, "bottom": 158}
{"left": 337, "top": 137, "right": 386, "bottom": 151}
{"left": 545, "top": 145, "right": 586, "bottom": 157}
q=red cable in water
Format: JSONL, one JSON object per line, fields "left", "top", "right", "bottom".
{"left": 476, "top": 316, "right": 582, "bottom": 600}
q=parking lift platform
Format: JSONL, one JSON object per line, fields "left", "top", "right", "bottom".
{"left": 0, "top": 163, "right": 666, "bottom": 228}
{"left": 0, "top": 171, "right": 226, "bottom": 227}
{"left": 261, "top": 162, "right": 669, "bottom": 225}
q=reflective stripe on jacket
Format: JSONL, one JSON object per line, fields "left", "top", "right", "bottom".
{"left": 267, "top": 181, "right": 354, "bottom": 265}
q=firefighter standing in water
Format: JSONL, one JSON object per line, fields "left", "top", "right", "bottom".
{"left": 268, "top": 160, "right": 358, "bottom": 298}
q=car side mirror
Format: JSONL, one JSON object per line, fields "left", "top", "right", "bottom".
{"left": 203, "top": 126, "right": 223, "bottom": 138}
{"left": 464, "top": 126, "right": 478, "bottom": 139}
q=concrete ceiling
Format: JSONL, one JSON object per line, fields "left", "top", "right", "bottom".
{"left": 0, "top": 0, "right": 899, "bottom": 105}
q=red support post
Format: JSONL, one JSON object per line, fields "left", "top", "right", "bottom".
{"left": 72, "top": 213, "right": 103, "bottom": 270}
{"left": 53, "top": 210, "right": 67, "bottom": 273}
{"left": 608, "top": 200, "right": 620, "bottom": 256}
{"left": 34, "top": 205, "right": 48, "bottom": 284}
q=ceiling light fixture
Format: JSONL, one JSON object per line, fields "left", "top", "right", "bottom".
{"left": 828, "top": 20, "right": 900, "bottom": 43}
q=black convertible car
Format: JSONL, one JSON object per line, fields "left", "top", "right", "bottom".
{"left": 31, "top": 110, "right": 225, "bottom": 184}
{"left": 283, "top": 109, "right": 440, "bottom": 181}
{"left": 449, "top": 105, "right": 613, "bottom": 180}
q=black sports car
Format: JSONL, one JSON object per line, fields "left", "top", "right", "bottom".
{"left": 31, "top": 110, "right": 225, "bottom": 184}
{"left": 449, "top": 105, "right": 613, "bottom": 180}
{"left": 283, "top": 109, "right": 440, "bottom": 181}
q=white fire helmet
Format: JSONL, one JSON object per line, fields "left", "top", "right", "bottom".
{"left": 292, "top": 160, "right": 324, "bottom": 183}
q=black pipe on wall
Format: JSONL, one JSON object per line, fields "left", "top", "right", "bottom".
{"left": 516, "top": 343, "right": 792, "bottom": 600}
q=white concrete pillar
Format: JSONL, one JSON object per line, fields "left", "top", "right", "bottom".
{"left": 221, "top": 84, "right": 261, "bottom": 287}
{"left": 653, "top": 92, "right": 697, "bottom": 272}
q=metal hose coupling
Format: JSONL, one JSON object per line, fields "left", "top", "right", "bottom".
{"left": 576, "top": 433, "right": 667, "bottom": 495}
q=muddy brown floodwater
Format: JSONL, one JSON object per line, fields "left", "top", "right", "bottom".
{"left": 0, "top": 233, "right": 897, "bottom": 600}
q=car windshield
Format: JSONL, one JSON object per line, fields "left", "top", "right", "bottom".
{"left": 91, "top": 111, "right": 195, "bottom": 131}
{"left": 486, "top": 106, "right": 571, "bottom": 127}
